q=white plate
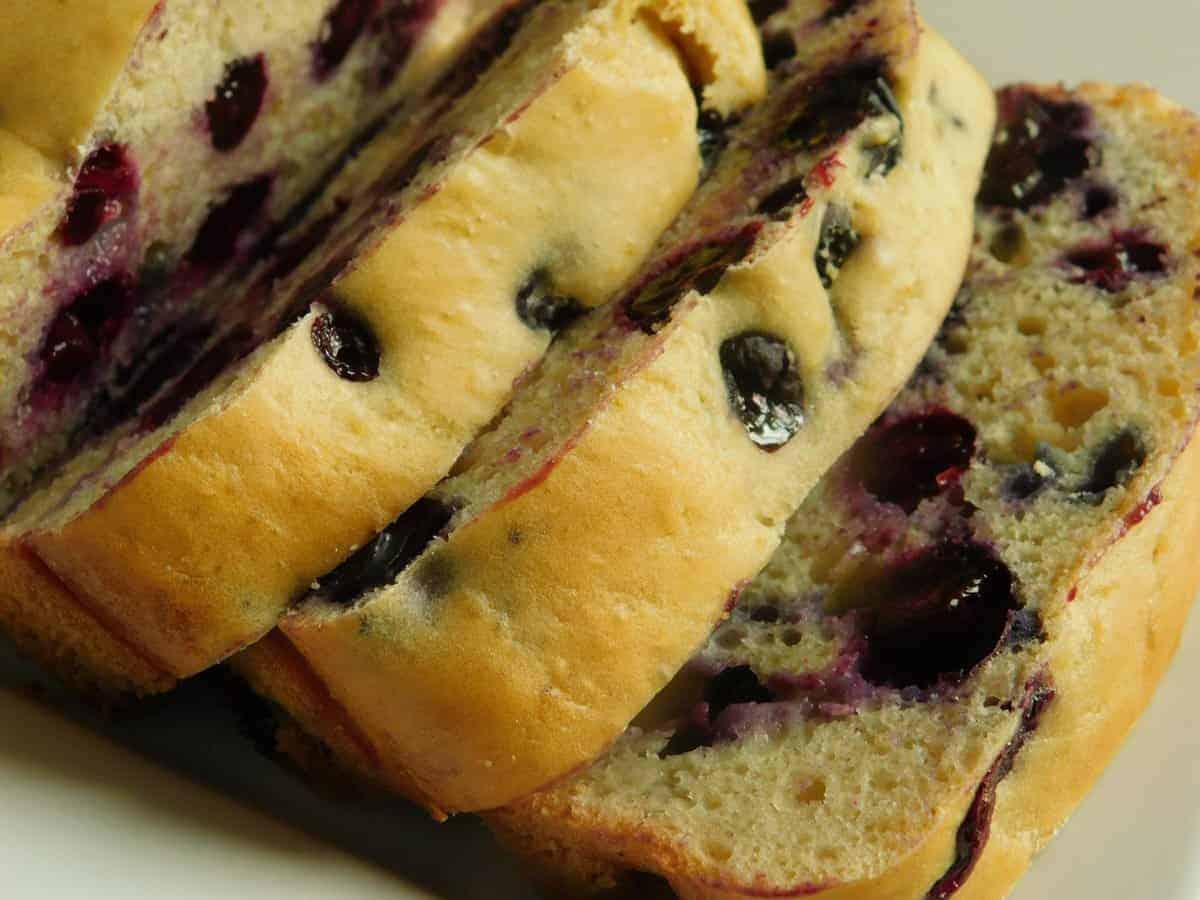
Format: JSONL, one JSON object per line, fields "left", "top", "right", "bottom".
{"left": 2, "top": 2, "right": 1199, "bottom": 897}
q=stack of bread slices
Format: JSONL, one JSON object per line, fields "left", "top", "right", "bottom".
{"left": 1, "top": 1, "right": 1198, "bottom": 898}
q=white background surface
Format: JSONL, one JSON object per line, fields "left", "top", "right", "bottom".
{"left": 3, "top": 2, "right": 1200, "bottom": 898}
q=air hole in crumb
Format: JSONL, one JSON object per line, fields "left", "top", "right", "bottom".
{"left": 1049, "top": 384, "right": 1110, "bottom": 429}
{"left": 1017, "top": 315, "right": 1047, "bottom": 336}
{"left": 989, "top": 223, "right": 1027, "bottom": 264}
{"left": 703, "top": 842, "right": 734, "bottom": 863}
{"left": 716, "top": 627, "right": 746, "bottom": 650}
{"left": 1159, "top": 377, "right": 1181, "bottom": 397}
{"left": 782, "top": 628, "right": 804, "bottom": 647}
{"left": 795, "top": 777, "right": 827, "bottom": 803}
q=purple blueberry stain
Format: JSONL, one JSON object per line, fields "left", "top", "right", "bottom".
{"left": 206, "top": 55, "right": 268, "bottom": 152}
{"left": 1072, "top": 428, "right": 1147, "bottom": 504}
{"left": 1063, "top": 231, "right": 1168, "bottom": 294}
{"left": 757, "top": 176, "right": 810, "bottom": 220}
{"left": 927, "top": 676, "right": 1056, "bottom": 899}
{"left": 721, "top": 331, "right": 807, "bottom": 451}
{"left": 315, "top": 0, "right": 380, "bottom": 80}
{"left": 311, "top": 303, "right": 382, "bottom": 382}
{"left": 431, "top": 0, "right": 537, "bottom": 102}
{"left": 56, "top": 144, "right": 139, "bottom": 247}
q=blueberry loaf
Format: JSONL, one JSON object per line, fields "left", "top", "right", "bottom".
{"left": 0, "top": 0, "right": 766, "bottom": 693}
{"left": 489, "top": 82, "right": 1200, "bottom": 899}
{"left": 245, "top": 0, "right": 996, "bottom": 816}
{"left": 0, "top": 0, "right": 501, "bottom": 511}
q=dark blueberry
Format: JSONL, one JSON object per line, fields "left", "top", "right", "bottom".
{"left": 315, "top": 0, "right": 379, "bottom": 79}
{"left": 138, "top": 241, "right": 175, "bottom": 293}
{"left": 432, "top": 0, "right": 536, "bottom": 101}
{"left": 747, "top": 0, "right": 787, "bottom": 24}
{"left": 187, "top": 176, "right": 273, "bottom": 269}
{"left": 748, "top": 605, "right": 781, "bottom": 623}
{"left": 762, "top": 30, "right": 797, "bottom": 70}
{"left": 39, "top": 275, "right": 135, "bottom": 384}
{"left": 756, "top": 177, "right": 809, "bottom": 220}
{"left": 624, "top": 224, "right": 761, "bottom": 334}
{"left": 1083, "top": 185, "right": 1118, "bottom": 219}
{"left": 206, "top": 55, "right": 268, "bottom": 152}
{"left": 515, "top": 271, "right": 585, "bottom": 334}
{"left": 814, "top": 204, "right": 860, "bottom": 289}
{"left": 706, "top": 665, "right": 775, "bottom": 718}
{"left": 1064, "top": 231, "right": 1168, "bottom": 293}
{"left": 721, "top": 331, "right": 806, "bottom": 451}
{"left": 618, "top": 872, "right": 675, "bottom": 900}
{"left": 780, "top": 59, "right": 902, "bottom": 163}
{"left": 139, "top": 327, "right": 255, "bottom": 431}
{"left": 370, "top": 0, "right": 440, "bottom": 88}
{"left": 1003, "top": 458, "right": 1055, "bottom": 501}
{"left": 56, "top": 144, "right": 139, "bottom": 246}
{"left": 697, "top": 108, "right": 734, "bottom": 173}
{"left": 979, "top": 90, "right": 1093, "bottom": 210}
{"left": 852, "top": 410, "right": 977, "bottom": 512}
{"left": 1074, "top": 428, "right": 1147, "bottom": 504}
{"left": 823, "top": 0, "right": 863, "bottom": 20}
{"left": 1004, "top": 609, "right": 1047, "bottom": 649}
{"left": 855, "top": 543, "right": 1020, "bottom": 689}
{"left": 312, "top": 498, "right": 454, "bottom": 606}
{"left": 311, "top": 304, "right": 382, "bottom": 382}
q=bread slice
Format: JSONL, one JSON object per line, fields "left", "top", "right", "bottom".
{"left": 244, "top": 0, "right": 995, "bottom": 816}
{"left": 0, "top": 0, "right": 501, "bottom": 510}
{"left": 0, "top": 0, "right": 766, "bottom": 694}
{"left": 488, "top": 82, "right": 1200, "bottom": 899}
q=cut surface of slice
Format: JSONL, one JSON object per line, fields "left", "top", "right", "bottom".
{"left": 489, "top": 82, "right": 1200, "bottom": 900}
{"left": 0, "top": 0, "right": 499, "bottom": 510}
{"left": 0, "top": 0, "right": 766, "bottom": 695}
{"left": 266, "top": 0, "right": 996, "bottom": 815}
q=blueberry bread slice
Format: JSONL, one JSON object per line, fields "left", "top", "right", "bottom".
{"left": 0, "top": 0, "right": 504, "bottom": 512}
{"left": 489, "top": 82, "right": 1200, "bottom": 899}
{"left": 250, "top": 0, "right": 995, "bottom": 815}
{"left": 0, "top": 0, "right": 766, "bottom": 694}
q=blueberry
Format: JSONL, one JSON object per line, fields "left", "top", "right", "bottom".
{"left": 187, "top": 176, "right": 273, "bottom": 269}
{"left": 815, "top": 204, "right": 860, "bottom": 289}
{"left": 311, "top": 304, "right": 382, "bottom": 382}
{"left": 312, "top": 498, "right": 455, "bottom": 606}
{"left": 1083, "top": 185, "right": 1118, "bottom": 219}
{"left": 979, "top": 90, "right": 1093, "bottom": 210}
{"left": 697, "top": 108, "right": 734, "bottom": 172}
{"left": 206, "top": 55, "right": 268, "bottom": 152}
{"left": 314, "top": 0, "right": 378, "bottom": 80}
{"left": 780, "top": 58, "right": 902, "bottom": 173}
{"left": 56, "top": 144, "right": 139, "bottom": 246}
{"left": 855, "top": 543, "right": 1020, "bottom": 689}
{"left": 762, "top": 30, "right": 798, "bottom": 70}
{"left": 852, "top": 410, "right": 977, "bottom": 512}
{"left": 39, "top": 275, "right": 135, "bottom": 384}
{"left": 747, "top": 0, "right": 787, "bottom": 24}
{"left": 756, "top": 176, "right": 809, "bottom": 220}
{"left": 720, "top": 331, "right": 806, "bottom": 451}
{"left": 515, "top": 271, "right": 584, "bottom": 334}
{"left": 1074, "top": 428, "right": 1147, "bottom": 504}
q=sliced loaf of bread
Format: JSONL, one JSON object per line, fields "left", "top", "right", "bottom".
{"left": 489, "top": 82, "right": 1200, "bottom": 900}
{"left": 241, "top": 0, "right": 995, "bottom": 815}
